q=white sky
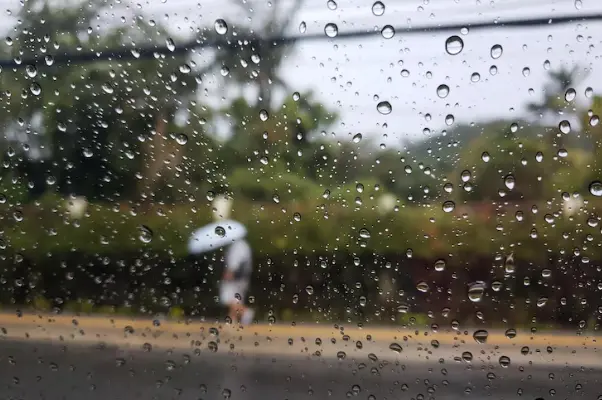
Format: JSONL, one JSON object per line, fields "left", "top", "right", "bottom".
{"left": 3, "top": 0, "right": 602, "bottom": 147}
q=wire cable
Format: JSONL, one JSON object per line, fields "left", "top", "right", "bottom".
{"left": 1, "top": 12, "right": 600, "bottom": 69}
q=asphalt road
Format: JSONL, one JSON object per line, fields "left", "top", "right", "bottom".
{"left": 0, "top": 338, "right": 601, "bottom": 400}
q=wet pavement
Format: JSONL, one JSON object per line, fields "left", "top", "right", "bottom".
{"left": 0, "top": 338, "right": 601, "bottom": 400}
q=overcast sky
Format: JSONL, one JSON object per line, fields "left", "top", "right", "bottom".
{"left": 4, "top": 0, "right": 602, "bottom": 147}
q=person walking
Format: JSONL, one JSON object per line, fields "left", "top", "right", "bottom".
{"left": 188, "top": 195, "right": 255, "bottom": 325}
{"left": 220, "top": 238, "right": 254, "bottom": 325}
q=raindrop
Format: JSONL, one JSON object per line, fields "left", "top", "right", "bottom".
{"left": 559, "top": 120, "right": 571, "bottom": 134}
{"left": 499, "top": 356, "right": 511, "bottom": 368}
{"left": 575, "top": 0, "right": 582, "bottom": 9}
{"left": 25, "top": 64, "right": 37, "bottom": 78}
{"left": 470, "top": 72, "right": 480, "bottom": 82}
{"left": 443, "top": 182, "right": 453, "bottom": 193}
{"left": 372, "top": 1, "right": 385, "bottom": 16}
{"left": 462, "top": 351, "right": 473, "bottom": 362}
{"left": 416, "top": 281, "right": 429, "bottom": 293}
{"left": 30, "top": 82, "right": 41, "bottom": 96}
{"left": 489, "top": 65, "right": 497, "bottom": 75}
{"left": 467, "top": 282, "right": 485, "bottom": 302}
{"left": 461, "top": 169, "right": 471, "bottom": 182}
{"left": 442, "top": 201, "right": 455, "bottom": 213}
{"left": 359, "top": 228, "right": 371, "bottom": 239}
{"left": 537, "top": 297, "right": 548, "bottom": 307}
{"left": 473, "top": 330, "right": 488, "bottom": 344}
{"left": 166, "top": 38, "right": 175, "bottom": 52}
{"left": 542, "top": 269, "right": 552, "bottom": 278}
{"left": 377, "top": 101, "right": 392, "bottom": 115}
{"left": 175, "top": 133, "right": 188, "bottom": 145}
{"left": 389, "top": 343, "right": 402, "bottom": 353}
{"left": 352, "top": 133, "right": 362, "bottom": 143}
{"left": 565, "top": 88, "right": 576, "bottom": 101}
{"left": 590, "top": 115, "right": 599, "bottom": 126}
{"left": 522, "top": 67, "right": 530, "bottom": 77}
{"left": 381, "top": 25, "right": 395, "bottom": 39}
{"left": 179, "top": 64, "right": 191, "bottom": 74}
{"left": 520, "top": 346, "right": 529, "bottom": 355}
{"left": 215, "top": 226, "right": 226, "bottom": 238}
{"left": 138, "top": 225, "right": 153, "bottom": 243}
{"left": 585, "top": 87, "right": 593, "bottom": 98}
{"left": 305, "top": 285, "right": 314, "bottom": 295}
{"left": 490, "top": 44, "right": 503, "bottom": 59}
{"left": 259, "top": 109, "right": 269, "bottom": 121}
{"left": 324, "top": 23, "right": 338, "bottom": 38}
{"left": 434, "top": 259, "right": 446, "bottom": 272}
{"left": 481, "top": 152, "right": 490, "bottom": 162}
{"left": 299, "top": 21, "right": 307, "bottom": 33}
{"left": 436, "top": 84, "right": 449, "bottom": 98}
{"left": 445, "top": 35, "right": 464, "bottom": 55}
{"left": 589, "top": 181, "right": 602, "bottom": 196}
{"left": 504, "top": 175, "right": 515, "bottom": 190}
{"left": 445, "top": 114, "right": 455, "bottom": 126}
{"left": 292, "top": 92, "right": 300, "bottom": 101}
{"left": 327, "top": 0, "right": 337, "bottom": 10}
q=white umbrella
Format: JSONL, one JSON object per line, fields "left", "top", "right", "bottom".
{"left": 188, "top": 219, "right": 247, "bottom": 255}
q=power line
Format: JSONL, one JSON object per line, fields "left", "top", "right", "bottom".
{"left": 1, "top": 12, "right": 600, "bottom": 69}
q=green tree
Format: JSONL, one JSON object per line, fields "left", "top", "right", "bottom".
{"left": 0, "top": 0, "right": 206, "bottom": 203}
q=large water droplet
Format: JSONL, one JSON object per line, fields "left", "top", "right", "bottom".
{"left": 504, "top": 175, "right": 515, "bottom": 190}
{"left": 442, "top": 201, "right": 455, "bottom": 213}
{"left": 416, "top": 281, "right": 429, "bottom": 293}
{"left": 565, "top": 88, "right": 576, "bottom": 101}
{"left": 389, "top": 343, "right": 402, "bottom": 353}
{"left": 25, "top": 64, "right": 37, "bottom": 78}
{"left": 259, "top": 109, "right": 269, "bottom": 121}
{"left": 467, "top": 282, "right": 485, "bottom": 302}
{"left": 434, "top": 259, "right": 446, "bottom": 272}
{"left": 166, "top": 38, "right": 175, "bottom": 52}
{"left": 590, "top": 181, "right": 602, "bottom": 196}
{"left": 470, "top": 72, "right": 480, "bottom": 82}
{"left": 214, "top": 19, "right": 228, "bottom": 35}
{"left": 381, "top": 25, "right": 395, "bottom": 39}
{"left": 175, "top": 133, "right": 188, "bottom": 145}
{"left": 559, "top": 120, "right": 571, "bottom": 134}
{"left": 138, "top": 225, "right": 153, "bottom": 243}
{"left": 324, "top": 23, "right": 338, "bottom": 38}
{"left": 215, "top": 226, "right": 226, "bottom": 238}
{"left": 490, "top": 44, "right": 503, "bottom": 59}
{"left": 299, "top": 21, "right": 307, "bottom": 33}
{"left": 377, "top": 101, "right": 392, "bottom": 115}
{"left": 372, "top": 1, "right": 385, "bottom": 16}
{"left": 30, "top": 82, "right": 41, "bottom": 96}
{"left": 445, "top": 35, "right": 464, "bottom": 55}
{"left": 436, "top": 84, "right": 449, "bottom": 98}
{"left": 473, "top": 330, "right": 488, "bottom": 344}
{"left": 536, "top": 297, "right": 548, "bottom": 307}
{"left": 499, "top": 355, "right": 511, "bottom": 368}
{"left": 462, "top": 351, "right": 473, "bottom": 362}
{"left": 352, "top": 133, "right": 362, "bottom": 143}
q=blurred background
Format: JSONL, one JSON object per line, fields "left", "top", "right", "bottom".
{"left": 0, "top": 0, "right": 600, "bottom": 330}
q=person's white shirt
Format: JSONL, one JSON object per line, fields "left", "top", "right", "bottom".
{"left": 224, "top": 239, "right": 252, "bottom": 280}
{"left": 220, "top": 239, "right": 252, "bottom": 307}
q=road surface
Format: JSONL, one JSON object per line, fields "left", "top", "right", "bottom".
{"left": 0, "top": 313, "right": 601, "bottom": 399}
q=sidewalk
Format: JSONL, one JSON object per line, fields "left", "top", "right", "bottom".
{"left": 0, "top": 312, "right": 598, "bottom": 348}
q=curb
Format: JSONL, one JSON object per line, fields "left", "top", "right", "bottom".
{"left": 0, "top": 313, "right": 598, "bottom": 348}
